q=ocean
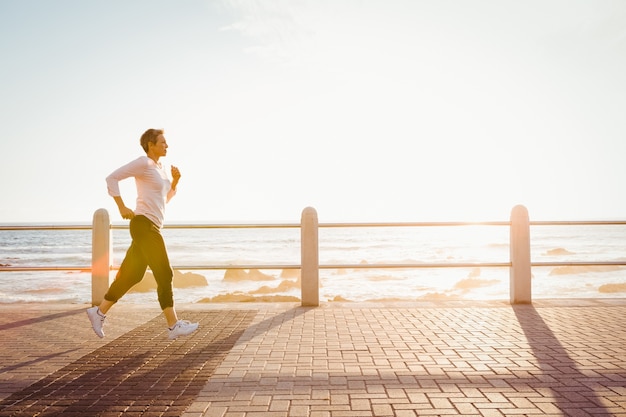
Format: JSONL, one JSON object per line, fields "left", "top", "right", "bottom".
{"left": 1, "top": 223, "right": 625, "bottom": 304}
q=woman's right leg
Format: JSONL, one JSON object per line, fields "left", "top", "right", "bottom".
{"left": 102, "top": 228, "right": 149, "bottom": 312}
{"left": 87, "top": 237, "right": 147, "bottom": 337}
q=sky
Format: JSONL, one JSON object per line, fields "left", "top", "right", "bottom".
{"left": 1, "top": 0, "right": 625, "bottom": 224}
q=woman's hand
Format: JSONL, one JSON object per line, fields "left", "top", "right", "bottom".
{"left": 113, "top": 196, "right": 134, "bottom": 220}
{"left": 119, "top": 206, "right": 135, "bottom": 220}
{"left": 171, "top": 165, "right": 181, "bottom": 190}
{"left": 171, "top": 165, "right": 181, "bottom": 181}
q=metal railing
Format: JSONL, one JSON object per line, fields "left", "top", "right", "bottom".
{"left": 0, "top": 220, "right": 512, "bottom": 272}
{"left": 0, "top": 224, "right": 92, "bottom": 272}
{"left": 2, "top": 206, "right": 626, "bottom": 305}
{"left": 526, "top": 220, "right": 626, "bottom": 268}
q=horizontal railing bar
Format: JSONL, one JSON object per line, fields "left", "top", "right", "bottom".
{"left": 0, "top": 225, "right": 92, "bottom": 231}
{"left": 530, "top": 220, "right": 626, "bottom": 226}
{"left": 319, "top": 222, "right": 511, "bottom": 227}
{"left": 141, "top": 223, "right": 302, "bottom": 230}
{"left": 184, "top": 261, "right": 624, "bottom": 269}
{"left": 146, "top": 220, "right": 626, "bottom": 228}
{"left": 118, "top": 222, "right": 511, "bottom": 229}
{"left": 0, "top": 266, "right": 91, "bottom": 272}
{"left": 319, "top": 262, "right": 512, "bottom": 269}
{"left": 167, "top": 263, "right": 513, "bottom": 270}
{"left": 168, "top": 264, "right": 301, "bottom": 270}
{"left": 531, "top": 261, "right": 626, "bottom": 267}
{"left": 196, "top": 261, "right": 620, "bottom": 269}
{"left": 4, "top": 260, "right": 626, "bottom": 272}
{"left": 3, "top": 220, "right": 626, "bottom": 232}
{"left": 1, "top": 222, "right": 512, "bottom": 231}
{"left": 3, "top": 261, "right": 626, "bottom": 273}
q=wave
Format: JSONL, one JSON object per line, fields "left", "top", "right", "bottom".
{"left": 367, "top": 274, "right": 409, "bottom": 282}
{"left": 454, "top": 278, "right": 500, "bottom": 290}
{"left": 418, "top": 292, "right": 458, "bottom": 301}
{"left": 23, "top": 287, "right": 68, "bottom": 294}
{"left": 487, "top": 243, "right": 509, "bottom": 248}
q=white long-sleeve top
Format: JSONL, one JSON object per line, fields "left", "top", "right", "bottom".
{"left": 106, "top": 156, "right": 176, "bottom": 229}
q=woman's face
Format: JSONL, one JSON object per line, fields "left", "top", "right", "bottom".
{"left": 151, "top": 134, "right": 169, "bottom": 157}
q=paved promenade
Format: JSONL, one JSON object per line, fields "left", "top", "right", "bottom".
{"left": 0, "top": 299, "right": 625, "bottom": 417}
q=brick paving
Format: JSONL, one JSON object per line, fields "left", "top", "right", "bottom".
{"left": 0, "top": 308, "right": 254, "bottom": 417}
{"left": 0, "top": 300, "right": 625, "bottom": 417}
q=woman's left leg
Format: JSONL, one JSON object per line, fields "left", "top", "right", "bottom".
{"left": 132, "top": 217, "right": 198, "bottom": 337}
{"left": 133, "top": 220, "right": 178, "bottom": 325}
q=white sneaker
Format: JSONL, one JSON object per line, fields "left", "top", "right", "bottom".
{"left": 86, "top": 306, "right": 106, "bottom": 338}
{"left": 168, "top": 320, "right": 199, "bottom": 340}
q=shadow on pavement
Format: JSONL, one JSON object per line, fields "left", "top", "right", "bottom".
{"left": 513, "top": 304, "right": 612, "bottom": 416}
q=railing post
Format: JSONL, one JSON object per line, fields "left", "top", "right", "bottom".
{"left": 510, "top": 205, "right": 531, "bottom": 304}
{"left": 301, "top": 206, "right": 319, "bottom": 307}
{"left": 92, "top": 208, "right": 111, "bottom": 306}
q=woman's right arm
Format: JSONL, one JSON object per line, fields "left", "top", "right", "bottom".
{"left": 113, "top": 196, "right": 135, "bottom": 220}
{"left": 106, "top": 157, "right": 145, "bottom": 220}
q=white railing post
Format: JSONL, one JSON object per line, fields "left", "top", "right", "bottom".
{"left": 301, "top": 206, "right": 319, "bottom": 306}
{"left": 92, "top": 208, "right": 111, "bottom": 306}
{"left": 510, "top": 205, "right": 531, "bottom": 304}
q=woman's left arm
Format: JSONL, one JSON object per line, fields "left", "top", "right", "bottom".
{"left": 167, "top": 165, "right": 181, "bottom": 202}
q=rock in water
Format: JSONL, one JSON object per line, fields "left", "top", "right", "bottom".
{"left": 130, "top": 269, "right": 208, "bottom": 293}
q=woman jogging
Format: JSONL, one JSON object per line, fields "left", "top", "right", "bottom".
{"left": 87, "top": 128, "right": 199, "bottom": 340}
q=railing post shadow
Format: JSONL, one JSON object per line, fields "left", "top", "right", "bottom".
{"left": 92, "top": 208, "right": 111, "bottom": 306}
{"left": 510, "top": 205, "right": 532, "bottom": 304}
{"left": 301, "top": 206, "right": 320, "bottom": 307}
